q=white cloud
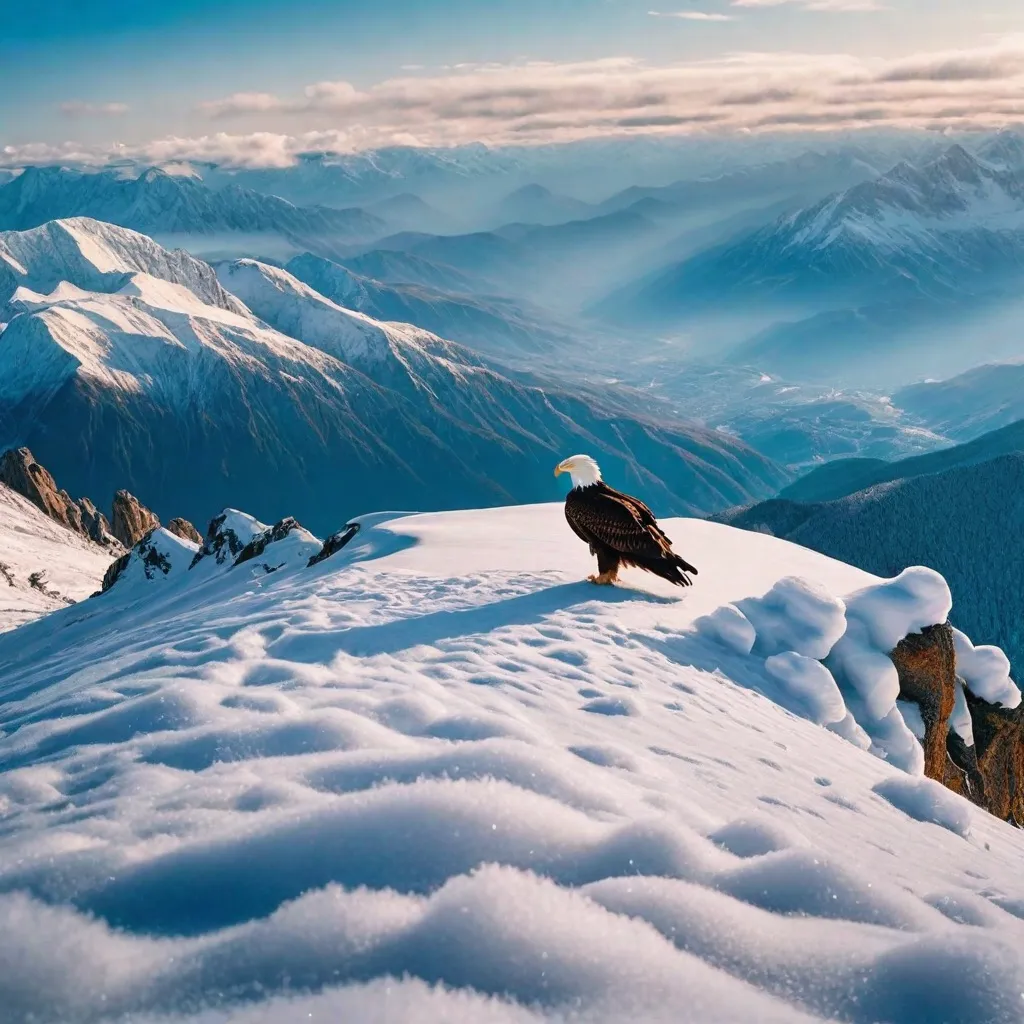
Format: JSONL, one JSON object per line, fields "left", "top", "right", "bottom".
{"left": 59, "top": 101, "right": 130, "bottom": 118}
{"left": 4, "top": 39, "right": 1024, "bottom": 169}
{"left": 648, "top": 10, "right": 737, "bottom": 20}
{"left": 732, "top": 0, "right": 884, "bottom": 9}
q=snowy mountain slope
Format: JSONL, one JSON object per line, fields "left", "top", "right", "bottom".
{"left": 0, "top": 483, "right": 111, "bottom": 632}
{"left": 284, "top": 251, "right": 568, "bottom": 360}
{"left": 0, "top": 219, "right": 788, "bottom": 534}
{"left": 0, "top": 218, "right": 244, "bottom": 313}
{"left": 0, "top": 505, "right": 1022, "bottom": 1023}
{"left": 716, "top": 452, "right": 1024, "bottom": 678}
{"left": 0, "top": 166, "right": 387, "bottom": 244}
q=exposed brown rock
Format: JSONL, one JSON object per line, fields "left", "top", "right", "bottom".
{"left": 0, "top": 447, "right": 124, "bottom": 554}
{"left": 890, "top": 621, "right": 1024, "bottom": 826}
{"left": 891, "top": 624, "right": 957, "bottom": 782}
{"left": 110, "top": 490, "right": 160, "bottom": 548}
{"left": 308, "top": 523, "right": 360, "bottom": 567}
{"left": 964, "top": 692, "right": 1024, "bottom": 827}
{"left": 166, "top": 518, "right": 202, "bottom": 544}
{"left": 0, "top": 447, "right": 84, "bottom": 535}
{"left": 77, "top": 497, "right": 118, "bottom": 548}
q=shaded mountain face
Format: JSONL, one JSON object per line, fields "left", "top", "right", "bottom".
{"left": 0, "top": 218, "right": 788, "bottom": 537}
{"left": 0, "top": 165, "right": 386, "bottom": 244}
{"left": 714, "top": 452, "right": 1024, "bottom": 678}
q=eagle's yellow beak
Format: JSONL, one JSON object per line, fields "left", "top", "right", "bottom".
{"left": 554, "top": 463, "right": 566, "bottom": 477}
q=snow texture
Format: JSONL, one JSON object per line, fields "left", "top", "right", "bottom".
{"left": 0, "top": 507, "right": 1022, "bottom": 1024}
{"left": 0, "top": 482, "right": 111, "bottom": 632}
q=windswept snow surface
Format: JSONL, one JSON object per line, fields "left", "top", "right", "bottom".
{"left": 0, "top": 483, "right": 111, "bottom": 632}
{"left": 1, "top": 507, "right": 1023, "bottom": 1023}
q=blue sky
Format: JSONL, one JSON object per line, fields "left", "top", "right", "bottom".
{"left": 4, "top": 0, "right": 1024, "bottom": 164}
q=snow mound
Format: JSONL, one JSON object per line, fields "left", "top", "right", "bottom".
{"left": 738, "top": 576, "right": 846, "bottom": 660}
{"left": 0, "top": 507, "right": 1022, "bottom": 1023}
{"left": 953, "top": 628, "right": 1021, "bottom": 708}
{"left": 826, "top": 568, "right": 953, "bottom": 774}
{"left": 873, "top": 775, "right": 973, "bottom": 837}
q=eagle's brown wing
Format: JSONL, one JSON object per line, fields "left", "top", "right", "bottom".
{"left": 565, "top": 484, "right": 673, "bottom": 561}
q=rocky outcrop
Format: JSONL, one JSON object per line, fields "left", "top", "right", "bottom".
{"left": 233, "top": 517, "right": 322, "bottom": 575}
{"left": 101, "top": 527, "right": 197, "bottom": 593}
{"left": 963, "top": 693, "right": 1024, "bottom": 827}
{"left": 0, "top": 447, "right": 82, "bottom": 533}
{"left": 308, "top": 523, "right": 360, "bottom": 567}
{"left": 890, "top": 625, "right": 958, "bottom": 783}
{"left": 111, "top": 490, "right": 160, "bottom": 548}
{"left": 166, "top": 518, "right": 202, "bottom": 544}
{"left": 77, "top": 497, "right": 118, "bottom": 548}
{"left": 891, "top": 624, "right": 1024, "bottom": 826}
{"left": 0, "top": 447, "right": 123, "bottom": 552}
{"left": 190, "top": 510, "right": 267, "bottom": 570}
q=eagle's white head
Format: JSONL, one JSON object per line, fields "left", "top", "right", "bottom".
{"left": 554, "top": 454, "right": 602, "bottom": 489}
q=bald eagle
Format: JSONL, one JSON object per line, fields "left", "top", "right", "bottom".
{"left": 554, "top": 454, "right": 698, "bottom": 587}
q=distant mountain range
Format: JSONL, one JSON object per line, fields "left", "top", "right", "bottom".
{"left": 0, "top": 165, "right": 387, "bottom": 248}
{"left": 715, "top": 441, "right": 1024, "bottom": 677}
{"left": 597, "top": 144, "right": 1024, "bottom": 386}
{"left": 0, "top": 217, "right": 788, "bottom": 536}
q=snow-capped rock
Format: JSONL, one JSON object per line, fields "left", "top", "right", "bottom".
{"left": 101, "top": 526, "right": 198, "bottom": 592}
{"left": 1, "top": 506, "right": 1023, "bottom": 1022}
{"left": 232, "top": 516, "right": 322, "bottom": 575}
{"left": 190, "top": 509, "right": 269, "bottom": 573}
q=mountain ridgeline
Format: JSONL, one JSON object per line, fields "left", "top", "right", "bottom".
{"left": 0, "top": 217, "right": 789, "bottom": 537}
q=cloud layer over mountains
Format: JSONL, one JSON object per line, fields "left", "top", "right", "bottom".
{"left": 8, "top": 37, "right": 1024, "bottom": 168}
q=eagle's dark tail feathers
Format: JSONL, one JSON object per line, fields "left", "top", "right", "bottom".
{"left": 634, "top": 552, "right": 699, "bottom": 588}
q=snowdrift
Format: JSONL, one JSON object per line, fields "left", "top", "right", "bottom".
{"left": 0, "top": 505, "right": 1023, "bottom": 1023}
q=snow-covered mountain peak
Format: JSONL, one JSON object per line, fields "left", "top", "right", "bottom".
{"left": 0, "top": 217, "right": 245, "bottom": 313}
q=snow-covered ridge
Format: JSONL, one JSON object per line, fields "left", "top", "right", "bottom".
{"left": 1, "top": 504, "right": 1023, "bottom": 1023}
{"left": 0, "top": 218, "right": 245, "bottom": 312}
